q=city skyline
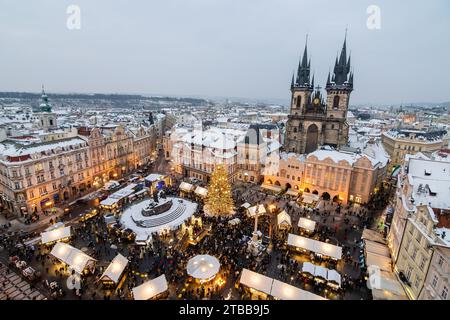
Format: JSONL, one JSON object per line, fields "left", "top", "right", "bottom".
{"left": 1, "top": 0, "right": 450, "bottom": 105}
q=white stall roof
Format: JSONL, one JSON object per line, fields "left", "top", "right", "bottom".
{"left": 145, "top": 174, "right": 166, "bottom": 182}
{"left": 301, "top": 262, "right": 315, "bottom": 275}
{"left": 41, "top": 226, "right": 71, "bottom": 245}
{"left": 44, "top": 222, "right": 65, "bottom": 232}
{"left": 261, "top": 184, "right": 282, "bottom": 193}
{"left": 287, "top": 234, "right": 342, "bottom": 260}
{"left": 271, "top": 280, "right": 327, "bottom": 300}
{"left": 241, "top": 202, "right": 251, "bottom": 209}
{"left": 286, "top": 189, "right": 299, "bottom": 196}
{"left": 277, "top": 211, "right": 292, "bottom": 227}
{"left": 100, "top": 197, "right": 119, "bottom": 206}
{"left": 365, "top": 241, "right": 391, "bottom": 257}
{"left": 326, "top": 269, "right": 342, "bottom": 287}
{"left": 194, "top": 186, "right": 208, "bottom": 197}
{"left": 314, "top": 265, "right": 328, "bottom": 279}
{"left": 50, "top": 242, "right": 96, "bottom": 274}
{"left": 366, "top": 252, "right": 392, "bottom": 272}
{"left": 132, "top": 274, "right": 168, "bottom": 300}
{"left": 301, "top": 193, "right": 319, "bottom": 204}
{"left": 100, "top": 253, "right": 129, "bottom": 284}
{"left": 247, "top": 204, "right": 266, "bottom": 217}
{"left": 239, "top": 269, "right": 273, "bottom": 295}
{"left": 298, "top": 218, "right": 316, "bottom": 232}
{"left": 180, "top": 182, "right": 194, "bottom": 192}
{"left": 287, "top": 234, "right": 316, "bottom": 252}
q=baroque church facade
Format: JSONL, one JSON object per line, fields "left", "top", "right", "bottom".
{"left": 284, "top": 37, "right": 353, "bottom": 154}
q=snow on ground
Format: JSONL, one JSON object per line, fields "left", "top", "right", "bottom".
{"left": 120, "top": 197, "right": 197, "bottom": 237}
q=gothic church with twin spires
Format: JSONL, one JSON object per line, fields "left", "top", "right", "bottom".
{"left": 284, "top": 36, "right": 354, "bottom": 154}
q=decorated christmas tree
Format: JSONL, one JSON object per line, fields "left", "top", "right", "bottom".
{"left": 204, "top": 165, "right": 234, "bottom": 216}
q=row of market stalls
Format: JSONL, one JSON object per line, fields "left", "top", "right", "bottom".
{"left": 239, "top": 268, "right": 327, "bottom": 300}
{"left": 260, "top": 183, "right": 320, "bottom": 205}
{"left": 179, "top": 182, "right": 208, "bottom": 198}
{"left": 287, "top": 234, "right": 343, "bottom": 260}
{"left": 301, "top": 262, "right": 342, "bottom": 289}
{"left": 100, "top": 183, "right": 142, "bottom": 212}
{"left": 361, "top": 229, "right": 408, "bottom": 300}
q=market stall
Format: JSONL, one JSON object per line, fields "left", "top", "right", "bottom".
{"left": 239, "top": 268, "right": 273, "bottom": 297}
{"left": 179, "top": 182, "right": 195, "bottom": 194}
{"left": 132, "top": 274, "right": 168, "bottom": 300}
{"left": 298, "top": 217, "right": 316, "bottom": 233}
{"left": 99, "top": 253, "right": 129, "bottom": 288}
{"left": 247, "top": 204, "right": 266, "bottom": 217}
{"left": 50, "top": 242, "right": 96, "bottom": 275}
{"left": 277, "top": 211, "right": 292, "bottom": 230}
{"left": 194, "top": 186, "right": 208, "bottom": 198}
{"left": 271, "top": 279, "right": 327, "bottom": 300}
{"left": 41, "top": 226, "right": 71, "bottom": 245}
{"left": 261, "top": 183, "right": 282, "bottom": 193}
{"left": 186, "top": 255, "right": 220, "bottom": 283}
{"left": 287, "top": 234, "right": 342, "bottom": 260}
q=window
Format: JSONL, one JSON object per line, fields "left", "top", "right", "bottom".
{"left": 296, "top": 96, "right": 301, "bottom": 108}
{"left": 441, "top": 286, "right": 448, "bottom": 300}
{"left": 333, "top": 96, "right": 340, "bottom": 109}
{"left": 419, "top": 256, "right": 426, "bottom": 269}
{"left": 431, "top": 274, "right": 438, "bottom": 288}
{"left": 438, "top": 255, "right": 444, "bottom": 267}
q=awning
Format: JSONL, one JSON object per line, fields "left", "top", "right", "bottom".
{"left": 261, "top": 184, "right": 282, "bottom": 193}
{"left": 194, "top": 186, "right": 208, "bottom": 197}
{"left": 180, "top": 182, "right": 194, "bottom": 192}
{"left": 50, "top": 242, "right": 96, "bottom": 274}
{"left": 239, "top": 269, "right": 273, "bottom": 295}
{"left": 41, "top": 226, "right": 71, "bottom": 245}
{"left": 132, "top": 274, "right": 168, "bottom": 300}
{"left": 247, "top": 204, "right": 266, "bottom": 217}
{"left": 300, "top": 193, "right": 319, "bottom": 204}
{"left": 285, "top": 189, "right": 299, "bottom": 197}
{"left": 277, "top": 211, "right": 292, "bottom": 227}
{"left": 99, "top": 253, "right": 128, "bottom": 284}
{"left": 367, "top": 266, "right": 407, "bottom": 300}
{"left": 298, "top": 218, "right": 316, "bottom": 232}
{"left": 366, "top": 252, "right": 392, "bottom": 272}
{"left": 287, "top": 234, "right": 342, "bottom": 260}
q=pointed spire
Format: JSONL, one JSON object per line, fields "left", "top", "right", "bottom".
{"left": 295, "top": 35, "right": 312, "bottom": 88}
{"left": 311, "top": 74, "right": 315, "bottom": 88}
{"left": 291, "top": 72, "right": 295, "bottom": 88}
{"left": 326, "top": 71, "right": 331, "bottom": 85}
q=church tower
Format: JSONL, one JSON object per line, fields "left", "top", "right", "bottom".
{"left": 323, "top": 35, "right": 353, "bottom": 148}
{"left": 284, "top": 40, "right": 316, "bottom": 153}
{"left": 34, "top": 85, "right": 57, "bottom": 131}
{"left": 284, "top": 33, "right": 354, "bottom": 154}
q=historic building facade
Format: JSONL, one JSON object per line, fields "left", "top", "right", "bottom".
{"left": 284, "top": 38, "right": 353, "bottom": 154}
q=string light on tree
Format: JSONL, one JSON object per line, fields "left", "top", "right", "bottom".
{"left": 204, "top": 165, "right": 234, "bottom": 216}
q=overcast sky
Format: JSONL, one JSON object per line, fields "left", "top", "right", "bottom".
{"left": 1, "top": 0, "right": 449, "bottom": 105}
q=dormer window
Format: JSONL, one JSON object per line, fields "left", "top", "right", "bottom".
{"left": 424, "top": 169, "right": 431, "bottom": 176}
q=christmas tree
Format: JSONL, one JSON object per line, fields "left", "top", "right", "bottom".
{"left": 204, "top": 165, "right": 234, "bottom": 216}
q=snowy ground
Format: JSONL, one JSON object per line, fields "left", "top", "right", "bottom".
{"left": 120, "top": 197, "right": 198, "bottom": 237}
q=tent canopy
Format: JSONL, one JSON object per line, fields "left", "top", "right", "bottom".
{"left": 241, "top": 202, "right": 251, "bottom": 209}
{"left": 144, "top": 174, "right": 166, "bottom": 183}
{"left": 298, "top": 218, "right": 316, "bottom": 232}
{"left": 271, "top": 280, "right": 327, "bottom": 300}
{"left": 301, "top": 262, "right": 315, "bottom": 275}
{"left": 261, "top": 184, "right": 282, "bottom": 193}
{"left": 287, "top": 234, "right": 342, "bottom": 260}
{"left": 100, "top": 253, "right": 128, "bottom": 284}
{"left": 132, "top": 274, "right": 168, "bottom": 300}
{"left": 326, "top": 269, "right": 342, "bottom": 287}
{"left": 277, "top": 211, "right": 292, "bottom": 227}
{"left": 50, "top": 242, "right": 96, "bottom": 274}
{"left": 41, "top": 226, "right": 71, "bottom": 245}
{"left": 301, "top": 193, "right": 320, "bottom": 204}
{"left": 194, "top": 186, "right": 208, "bottom": 197}
{"left": 247, "top": 204, "right": 266, "bottom": 217}
{"left": 186, "top": 255, "right": 220, "bottom": 281}
{"left": 239, "top": 269, "right": 273, "bottom": 295}
{"left": 180, "top": 182, "right": 194, "bottom": 192}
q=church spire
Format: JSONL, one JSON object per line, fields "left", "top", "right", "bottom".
{"left": 293, "top": 35, "right": 312, "bottom": 89}
{"left": 328, "top": 31, "right": 353, "bottom": 89}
